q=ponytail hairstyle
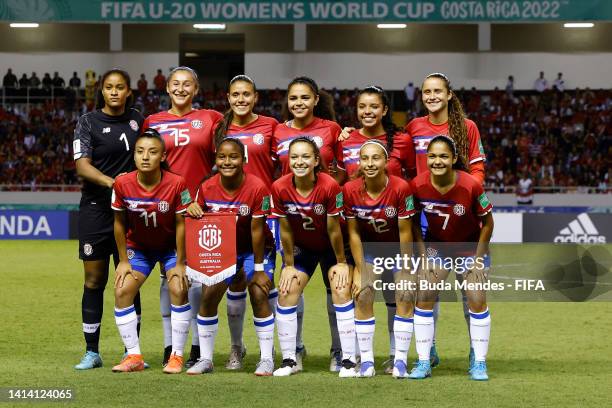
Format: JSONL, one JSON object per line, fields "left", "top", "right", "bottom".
{"left": 288, "top": 136, "right": 324, "bottom": 174}
{"left": 424, "top": 73, "right": 469, "bottom": 170}
{"left": 214, "top": 74, "right": 257, "bottom": 147}
{"left": 427, "top": 135, "right": 466, "bottom": 171}
{"left": 358, "top": 85, "right": 399, "bottom": 150}
{"left": 282, "top": 76, "right": 336, "bottom": 122}
{"left": 136, "top": 128, "right": 169, "bottom": 170}
{"left": 95, "top": 68, "right": 134, "bottom": 110}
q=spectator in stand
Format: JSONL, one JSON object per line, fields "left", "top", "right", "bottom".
{"left": 3, "top": 68, "right": 18, "bottom": 88}
{"left": 53, "top": 72, "right": 65, "bottom": 89}
{"left": 516, "top": 171, "right": 534, "bottom": 205}
{"left": 404, "top": 81, "right": 416, "bottom": 112}
{"left": 505, "top": 75, "right": 514, "bottom": 97}
{"left": 29, "top": 72, "right": 41, "bottom": 88}
{"left": 153, "top": 69, "right": 166, "bottom": 94}
{"left": 534, "top": 71, "right": 548, "bottom": 93}
{"left": 69, "top": 72, "right": 81, "bottom": 89}
{"left": 552, "top": 72, "right": 565, "bottom": 92}
{"left": 137, "top": 73, "right": 147, "bottom": 97}
{"left": 18, "top": 73, "right": 28, "bottom": 89}
{"left": 42, "top": 73, "right": 53, "bottom": 90}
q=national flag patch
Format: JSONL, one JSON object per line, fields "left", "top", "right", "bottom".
{"left": 181, "top": 189, "right": 192, "bottom": 205}
{"left": 478, "top": 192, "right": 490, "bottom": 209}
{"left": 262, "top": 195, "right": 270, "bottom": 211}
{"left": 405, "top": 195, "right": 415, "bottom": 211}
{"left": 479, "top": 140, "right": 485, "bottom": 155}
{"left": 336, "top": 192, "right": 343, "bottom": 208}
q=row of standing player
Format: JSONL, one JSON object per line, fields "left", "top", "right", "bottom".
{"left": 73, "top": 68, "right": 489, "bottom": 379}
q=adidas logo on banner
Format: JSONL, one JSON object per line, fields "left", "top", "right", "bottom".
{"left": 554, "top": 213, "right": 606, "bottom": 243}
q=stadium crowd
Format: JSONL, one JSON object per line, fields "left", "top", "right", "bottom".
{"left": 0, "top": 68, "right": 609, "bottom": 193}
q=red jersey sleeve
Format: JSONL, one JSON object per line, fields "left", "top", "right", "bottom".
{"left": 390, "top": 132, "right": 416, "bottom": 178}
{"left": 466, "top": 120, "right": 486, "bottom": 165}
{"left": 270, "top": 182, "right": 286, "bottom": 218}
{"left": 397, "top": 181, "right": 417, "bottom": 219}
{"left": 409, "top": 179, "right": 423, "bottom": 212}
{"left": 174, "top": 177, "right": 192, "bottom": 214}
{"left": 252, "top": 184, "right": 271, "bottom": 218}
{"left": 195, "top": 183, "right": 206, "bottom": 208}
{"left": 142, "top": 115, "right": 151, "bottom": 131}
{"left": 334, "top": 140, "right": 345, "bottom": 171}
{"left": 111, "top": 178, "right": 125, "bottom": 211}
{"left": 327, "top": 179, "right": 343, "bottom": 216}
{"left": 342, "top": 184, "right": 356, "bottom": 218}
{"left": 473, "top": 182, "right": 493, "bottom": 216}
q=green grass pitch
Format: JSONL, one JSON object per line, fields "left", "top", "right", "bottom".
{"left": 0, "top": 241, "right": 610, "bottom": 407}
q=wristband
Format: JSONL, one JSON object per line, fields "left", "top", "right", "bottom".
{"left": 254, "top": 263, "right": 264, "bottom": 272}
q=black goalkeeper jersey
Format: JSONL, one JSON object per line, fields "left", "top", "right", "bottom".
{"left": 73, "top": 108, "right": 144, "bottom": 203}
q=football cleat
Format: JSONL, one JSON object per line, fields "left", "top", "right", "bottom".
{"left": 162, "top": 345, "right": 172, "bottom": 367}
{"left": 75, "top": 351, "right": 103, "bottom": 370}
{"left": 254, "top": 359, "right": 275, "bottom": 376}
{"left": 468, "top": 347, "right": 475, "bottom": 372}
{"left": 273, "top": 359, "right": 298, "bottom": 377}
{"left": 338, "top": 359, "right": 358, "bottom": 378}
{"left": 296, "top": 345, "right": 307, "bottom": 372}
{"left": 162, "top": 353, "right": 184, "bottom": 374}
{"left": 329, "top": 350, "right": 342, "bottom": 372}
{"left": 359, "top": 361, "right": 375, "bottom": 378}
{"left": 430, "top": 344, "right": 440, "bottom": 368}
{"left": 470, "top": 361, "right": 489, "bottom": 381}
{"left": 225, "top": 345, "right": 246, "bottom": 370}
{"left": 185, "top": 345, "right": 200, "bottom": 369}
{"left": 392, "top": 360, "right": 408, "bottom": 379}
{"left": 186, "top": 358, "right": 214, "bottom": 375}
{"left": 381, "top": 356, "right": 394, "bottom": 375}
{"left": 409, "top": 360, "right": 431, "bottom": 380}
{"left": 112, "top": 354, "right": 145, "bottom": 373}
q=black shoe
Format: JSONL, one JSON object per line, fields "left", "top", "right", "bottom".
{"left": 185, "top": 345, "right": 200, "bottom": 369}
{"left": 162, "top": 345, "right": 172, "bottom": 367}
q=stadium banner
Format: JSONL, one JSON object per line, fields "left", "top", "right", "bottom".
{"left": 1, "top": 0, "right": 611, "bottom": 23}
{"left": 523, "top": 213, "right": 612, "bottom": 243}
{"left": 0, "top": 210, "right": 69, "bottom": 240}
{"left": 185, "top": 213, "right": 237, "bottom": 286}
{"left": 361, "top": 242, "right": 612, "bottom": 302}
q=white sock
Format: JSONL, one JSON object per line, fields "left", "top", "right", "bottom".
{"left": 470, "top": 308, "right": 491, "bottom": 362}
{"left": 393, "top": 315, "right": 413, "bottom": 364}
{"left": 197, "top": 314, "right": 218, "bottom": 361}
{"left": 334, "top": 300, "right": 356, "bottom": 361}
{"left": 276, "top": 303, "right": 297, "bottom": 361}
{"left": 268, "top": 288, "right": 278, "bottom": 315}
{"left": 296, "top": 293, "right": 305, "bottom": 349}
{"left": 115, "top": 305, "right": 140, "bottom": 355}
{"left": 386, "top": 303, "right": 396, "bottom": 356}
{"left": 253, "top": 314, "right": 275, "bottom": 360}
{"left": 159, "top": 278, "right": 172, "bottom": 348}
{"left": 355, "top": 317, "right": 375, "bottom": 363}
{"left": 226, "top": 290, "right": 247, "bottom": 348}
{"left": 326, "top": 291, "right": 341, "bottom": 352}
{"left": 170, "top": 303, "right": 191, "bottom": 357}
{"left": 189, "top": 283, "right": 202, "bottom": 346}
{"left": 414, "top": 307, "right": 434, "bottom": 361}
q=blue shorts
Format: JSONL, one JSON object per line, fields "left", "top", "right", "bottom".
{"left": 266, "top": 217, "right": 281, "bottom": 252}
{"left": 284, "top": 246, "right": 353, "bottom": 290}
{"left": 127, "top": 247, "right": 177, "bottom": 277}
{"left": 225, "top": 248, "right": 276, "bottom": 285}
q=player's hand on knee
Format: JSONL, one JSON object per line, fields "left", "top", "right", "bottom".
{"left": 279, "top": 265, "right": 300, "bottom": 295}
{"left": 186, "top": 202, "right": 204, "bottom": 218}
{"left": 167, "top": 264, "right": 188, "bottom": 292}
{"left": 114, "top": 260, "right": 137, "bottom": 288}
{"left": 330, "top": 262, "right": 350, "bottom": 290}
{"left": 251, "top": 270, "right": 272, "bottom": 293}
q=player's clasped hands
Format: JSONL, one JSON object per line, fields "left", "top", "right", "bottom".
{"left": 186, "top": 202, "right": 204, "bottom": 218}
{"left": 114, "top": 260, "right": 138, "bottom": 288}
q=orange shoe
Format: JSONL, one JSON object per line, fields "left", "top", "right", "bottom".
{"left": 163, "top": 353, "right": 184, "bottom": 374}
{"left": 112, "top": 354, "right": 145, "bottom": 372}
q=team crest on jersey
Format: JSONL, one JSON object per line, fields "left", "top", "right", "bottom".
{"left": 83, "top": 243, "right": 93, "bottom": 256}
{"left": 253, "top": 133, "right": 265, "bottom": 145}
{"left": 191, "top": 120, "right": 203, "bottom": 129}
{"left": 314, "top": 204, "right": 325, "bottom": 215}
{"left": 127, "top": 249, "right": 135, "bottom": 259}
{"left": 453, "top": 204, "right": 465, "bottom": 216}
{"left": 128, "top": 201, "right": 139, "bottom": 210}
{"left": 239, "top": 204, "right": 251, "bottom": 216}
{"left": 287, "top": 204, "right": 298, "bottom": 214}
{"left": 158, "top": 200, "right": 170, "bottom": 213}
{"left": 385, "top": 206, "right": 397, "bottom": 218}
{"left": 198, "top": 224, "right": 222, "bottom": 251}
{"left": 312, "top": 136, "right": 323, "bottom": 148}
{"left": 358, "top": 210, "right": 367, "bottom": 218}
{"left": 129, "top": 120, "right": 139, "bottom": 131}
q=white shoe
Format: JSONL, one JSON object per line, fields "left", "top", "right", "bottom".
{"left": 254, "top": 359, "right": 274, "bottom": 376}
{"left": 329, "top": 350, "right": 342, "bottom": 372}
{"left": 295, "top": 345, "right": 306, "bottom": 372}
{"left": 186, "top": 358, "right": 213, "bottom": 375}
{"left": 273, "top": 359, "right": 298, "bottom": 377}
{"left": 359, "top": 361, "right": 376, "bottom": 378}
{"left": 338, "top": 359, "right": 358, "bottom": 378}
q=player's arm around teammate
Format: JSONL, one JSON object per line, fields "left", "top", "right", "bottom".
{"left": 344, "top": 141, "right": 417, "bottom": 378}
{"left": 73, "top": 69, "right": 144, "bottom": 370}
{"left": 110, "top": 129, "right": 191, "bottom": 373}
{"left": 409, "top": 135, "right": 493, "bottom": 381}
{"left": 185, "top": 138, "right": 276, "bottom": 376}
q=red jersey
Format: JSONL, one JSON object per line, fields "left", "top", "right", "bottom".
{"left": 336, "top": 129, "right": 406, "bottom": 179}
{"left": 403, "top": 116, "right": 485, "bottom": 175}
{"left": 195, "top": 173, "right": 273, "bottom": 254}
{"left": 410, "top": 170, "right": 493, "bottom": 243}
{"left": 111, "top": 170, "right": 191, "bottom": 251}
{"left": 273, "top": 117, "right": 341, "bottom": 175}
{"left": 343, "top": 175, "right": 416, "bottom": 242}
{"left": 225, "top": 115, "right": 278, "bottom": 187}
{"left": 143, "top": 109, "right": 223, "bottom": 196}
{"left": 271, "top": 172, "right": 342, "bottom": 252}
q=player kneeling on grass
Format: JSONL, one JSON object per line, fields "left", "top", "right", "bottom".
{"left": 343, "top": 140, "right": 417, "bottom": 378}
{"left": 410, "top": 135, "right": 493, "bottom": 381}
{"left": 186, "top": 138, "right": 276, "bottom": 376}
{"left": 270, "top": 137, "right": 355, "bottom": 377}
{"left": 111, "top": 129, "right": 192, "bottom": 373}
